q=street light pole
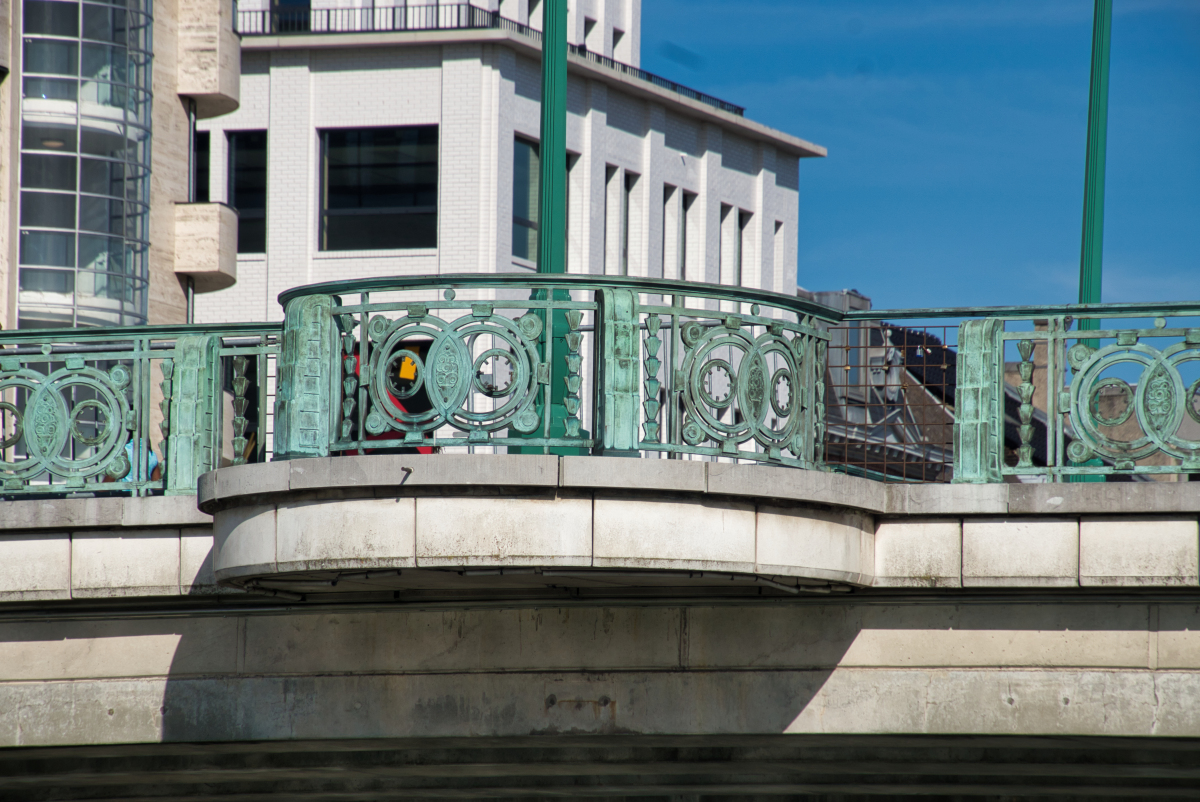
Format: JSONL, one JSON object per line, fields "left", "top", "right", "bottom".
{"left": 1078, "top": 0, "right": 1112, "bottom": 320}
{"left": 537, "top": 0, "right": 567, "bottom": 276}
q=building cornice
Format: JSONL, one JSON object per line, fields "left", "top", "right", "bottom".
{"left": 240, "top": 29, "right": 827, "bottom": 159}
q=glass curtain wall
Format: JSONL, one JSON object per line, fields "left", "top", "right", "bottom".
{"left": 17, "top": 0, "right": 153, "bottom": 328}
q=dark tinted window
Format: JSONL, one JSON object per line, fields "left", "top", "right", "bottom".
{"left": 20, "top": 230, "right": 75, "bottom": 267}
{"left": 80, "top": 158, "right": 125, "bottom": 197}
{"left": 82, "top": 4, "right": 127, "bottom": 44}
{"left": 513, "top": 137, "right": 538, "bottom": 262}
{"left": 22, "top": 122, "right": 77, "bottom": 153}
{"left": 20, "top": 191, "right": 75, "bottom": 228}
{"left": 321, "top": 126, "right": 437, "bottom": 251}
{"left": 23, "top": 1, "right": 79, "bottom": 37}
{"left": 228, "top": 130, "right": 267, "bottom": 253}
{"left": 194, "top": 131, "right": 211, "bottom": 203}
{"left": 21, "top": 154, "right": 76, "bottom": 191}
{"left": 24, "top": 39, "right": 78, "bottom": 76}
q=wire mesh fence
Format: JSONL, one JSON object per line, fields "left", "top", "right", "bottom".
{"left": 823, "top": 321, "right": 958, "bottom": 483}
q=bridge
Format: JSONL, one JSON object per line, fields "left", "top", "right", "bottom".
{"left": 3, "top": 275, "right": 1200, "bottom": 799}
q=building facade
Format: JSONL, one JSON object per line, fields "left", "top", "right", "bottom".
{"left": 0, "top": 0, "right": 240, "bottom": 330}
{"left": 191, "top": 0, "right": 825, "bottom": 323}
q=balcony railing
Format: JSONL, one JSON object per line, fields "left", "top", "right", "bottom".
{"left": 0, "top": 325, "right": 278, "bottom": 497}
{"left": 1, "top": 276, "right": 1197, "bottom": 499}
{"left": 233, "top": 4, "right": 746, "bottom": 117}
{"left": 274, "top": 274, "right": 830, "bottom": 465}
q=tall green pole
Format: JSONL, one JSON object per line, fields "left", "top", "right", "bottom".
{"left": 1078, "top": 0, "right": 1112, "bottom": 318}
{"left": 520, "top": 0, "right": 583, "bottom": 453}
{"left": 1071, "top": 0, "right": 1112, "bottom": 482}
{"left": 537, "top": 0, "right": 567, "bottom": 275}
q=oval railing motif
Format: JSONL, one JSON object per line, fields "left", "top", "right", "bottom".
{"left": 275, "top": 275, "right": 836, "bottom": 467}
{"left": 0, "top": 326, "right": 278, "bottom": 498}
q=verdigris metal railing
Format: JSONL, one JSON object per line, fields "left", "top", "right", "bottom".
{"left": 274, "top": 275, "right": 833, "bottom": 466}
{"left": 852, "top": 301, "right": 1200, "bottom": 483}
{"left": 8, "top": 285, "right": 1195, "bottom": 495}
{"left": 0, "top": 325, "right": 279, "bottom": 498}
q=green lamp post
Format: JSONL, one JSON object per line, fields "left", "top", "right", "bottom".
{"left": 1071, "top": 0, "right": 1112, "bottom": 481}
{"left": 517, "top": 0, "right": 583, "bottom": 453}
{"left": 1078, "top": 0, "right": 1112, "bottom": 331}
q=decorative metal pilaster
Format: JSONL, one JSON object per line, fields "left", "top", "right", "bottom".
{"left": 1016, "top": 339, "right": 1036, "bottom": 468}
{"left": 166, "top": 335, "right": 220, "bottom": 494}
{"left": 642, "top": 314, "right": 662, "bottom": 442}
{"left": 276, "top": 294, "right": 338, "bottom": 459}
{"left": 952, "top": 318, "right": 1004, "bottom": 484}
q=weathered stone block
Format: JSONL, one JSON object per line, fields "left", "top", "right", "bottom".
{"left": 212, "top": 504, "right": 276, "bottom": 580}
{"left": 180, "top": 527, "right": 236, "bottom": 594}
{"left": 874, "top": 518, "right": 962, "bottom": 588}
{"left": 0, "top": 533, "right": 71, "bottom": 602}
{"left": 71, "top": 530, "right": 181, "bottom": 598}
{"left": 276, "top": 498, "right": 416, "bottom": 572}
{"left": 963, "top": 517, "right": 1078, "bottom": 587}
{"left": 756, "top": 506, "right": 874, "bottom": 585}
{"left": 1079, "top": 516, "right": 1199, "bottom": 587}
{"left": 561, "top": 455, "right": 705, "bottom": 493}
{"left": 416, "top": 495, "right": 591, "bottom": 567}
{"left": 593, "top": 496, "right": 755, "bottom": 573}
{"left": 709, "top": 463, "right": 886, "bottom": 512}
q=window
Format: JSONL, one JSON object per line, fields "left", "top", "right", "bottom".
{"left": 773, "top": 220, "right": 784, "bottom": 291}
{"left": 272, "top": 0, "right": 311, "bottom": 34}
{"left": 612, "top": 28, "right": 626, "bottom": 60}
{"left": 513, "top": 137, "right": 539, "bottom": 263}
{"left": 566, "top": 152, "right": 578, "bottom": 271}
{"left": 681, "top": 192, "right": 695, "bottom": 280}
{"left": 321, "top": 126, "right": 438, "bottom": 251}
{"left": 228, "top": 130, "right": 267, "bottom": 254}
{"left": 621, "top": 172, "right": 638, "bottom": 276}
{"left": 737, "top": 210, "right": 751, "bottom": 286}
{"left": 193, "top": 131, "right": 210, "bottom": 203}
{"left": 663, "top": 187, "right": 694, "bottom": 281}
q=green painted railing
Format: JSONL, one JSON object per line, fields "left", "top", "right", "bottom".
{"left": 275, "top": 275, "right": 834, "bottom": 467}
{"left": 0, "top": 325, "right": 279, "bottom": 497}
{"left": 848, "top": 301, "right": 1200, "bottom": 483}
{"left": 4, "top": 279, "right": 1196, "bottom": 497}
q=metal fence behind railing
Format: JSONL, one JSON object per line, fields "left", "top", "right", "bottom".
{"left": 827, "top": 301, "right": 1200, "bottom": 484}
{"left": 233, "top": 4, "right": 745, "bottom": 116}
{"left": 823, "top": 321, "right": 957, "bottom": 483}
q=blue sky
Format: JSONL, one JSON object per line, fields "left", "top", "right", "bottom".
{"left": 640, "top": 0, "right": 1200, "bottom": 310}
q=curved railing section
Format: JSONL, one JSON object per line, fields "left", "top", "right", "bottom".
{"left": 0, "top": 325, "right": 279, "bottom": 498}
{"left": 274, "top": 275, "right": 835, "bottom": 468}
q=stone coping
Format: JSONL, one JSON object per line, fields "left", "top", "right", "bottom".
{"left": 197, "top": 455, "right": 1200, "bottom": 517}
{"left": 0, "top": 495, "right": 210, "bottom": 532}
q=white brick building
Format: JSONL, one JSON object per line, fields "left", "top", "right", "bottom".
{"left": 193, "top": 0, "right": 825, "bottom": 323}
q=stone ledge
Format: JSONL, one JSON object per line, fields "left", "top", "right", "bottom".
{"left": 0, "top": 495, "right": 211, "bottom": 531}
{"left": 200, "top": 456, "right": 1200, "bottom": 518}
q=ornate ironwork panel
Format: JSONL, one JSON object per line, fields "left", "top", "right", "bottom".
{"left": 276, "top": 275, "right": 836, "bottom": 465}
{"left": 0, "top": 325, "right": 279, "bottom": 498}
{"left": 951, "top": 307, "right": 1200, "bottom": 482}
